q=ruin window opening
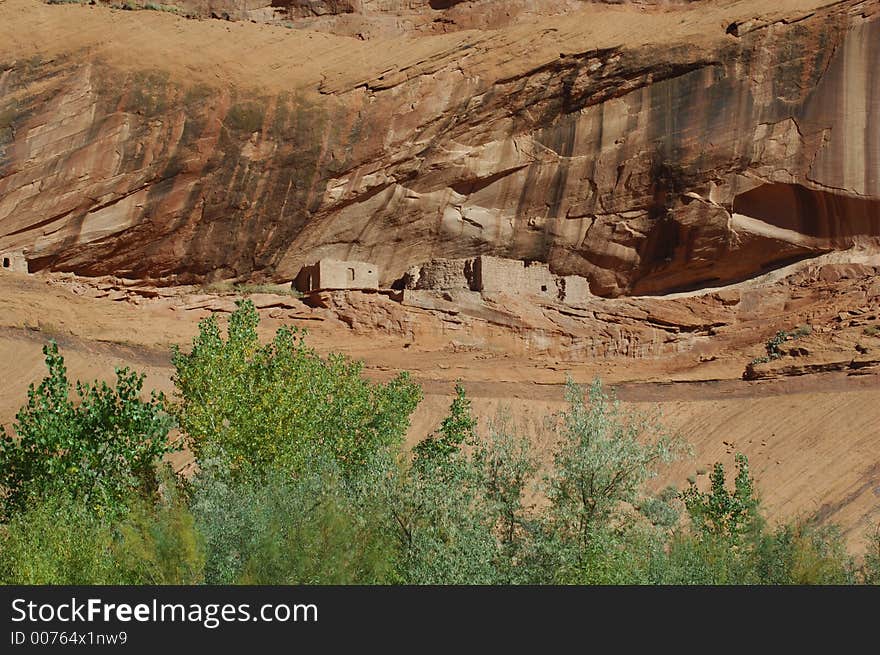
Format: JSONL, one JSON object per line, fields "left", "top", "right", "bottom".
{"left": 347, "top": 268, "right": 356, "bottom": 282}
{"left": 2, "top": 257, "right": 9, "bottom": 268}
{"left": 541, "top": 284, "right": 548, "bottom": 292}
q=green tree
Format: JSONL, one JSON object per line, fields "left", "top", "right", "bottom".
{"left": 680, "top": 453, "right": 759, "bottom": 540}
{"left": 860, "top": 524, "right": 880, "bottom": 585}
{"left": 0, "top": 341, "right": 176, "bottom": 519}
{"left": 191, "top": 458, "right": 394, "bottom": 584}
{"left": 171, "top": 300, "right": 422, "bottom": 481}
{"left": 473, "top": 410, "right": 538, "bottom": 561}
{"left": 413, "top": 382, "right": 476, "bottom": 466}
{"left": 388, "top": 386, "right": 499, "bottom": 584}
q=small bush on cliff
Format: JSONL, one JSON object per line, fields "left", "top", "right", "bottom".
{"left": 0, "top": 341, "right": 176, "bottom": 520}
{"left": 171, "top": 300, "right": 422, "bottom": 481}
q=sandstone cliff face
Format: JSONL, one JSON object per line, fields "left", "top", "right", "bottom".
{"left": 0, "top": 0, "right": 878, "bottom": 294}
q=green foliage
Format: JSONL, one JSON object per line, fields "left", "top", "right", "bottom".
{"left": 0, "top": 341, "right": 176, "bottom": 519}
{"left": 862, "top": 524, "right": 880, "bottom": 585}
{"left": 664, "top": 455, "right": 855, "bottom": 584}
{"left": 680, "top": 453, "right": 758, "bottom": 541}
{"left": 239, "top": 482, "right": 394, "bottom": 585}
{"left": 656, "top": 521, "right": 855, "bottom": 585}
{"left": 751, "top": 326, "right": 812, "bottom": 365}
{"left": 472, "top": 412, "right": 539, "bottom": 564}
{"left": 0, "top": 492, "right": 114, "bottom": 584}
{"left": 765, "top": 330, "right": 790, "bottom": 358}
{"left": 112, "top": 479, "right": 205, "bottom": 584}
{"left": 756, "top": 523, "right": 854, "bottom": 584}
{"left": 639, "top": 486, "right": 681, "bottom": 529}
{"left": 0, "top": 321, "right": 870, "bottom": 585}
{"left": 191, "top": 459, "right": 394, "bottom": 584}
{"left": 546, "top": 378, "right": 686, "bottom": 551}
{"left": 171, "top": 300, "right": 422, "bottom": 481}
{"left": 548, "top": 523, "right": 665, "bottom": 585}
{"left": 389, "top": 390, "right": 498, "bottom": 584}
{"left": 413, "top": 382, "right": 476, "bottom": 466}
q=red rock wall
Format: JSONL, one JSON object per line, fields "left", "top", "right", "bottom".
{"left": 0, "top": 0, "right": 878, "bottom": 295}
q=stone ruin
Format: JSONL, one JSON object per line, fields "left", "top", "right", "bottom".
{"left": 401, "top": 255, "right": 592, "bottom": 305}
{"left": 290, "top": 255, "right": 592, "bottom": 306}
{"left": 293, "top": 259, "right": 380, "bottom": 293}
{"left": 0, "top": 250, "right": 28, "bottom": 274}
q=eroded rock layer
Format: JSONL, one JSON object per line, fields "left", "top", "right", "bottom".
{"left": 0, "top": 0, "right": 878, "bottom": 295}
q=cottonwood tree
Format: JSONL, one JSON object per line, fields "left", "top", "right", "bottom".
{"left": 388, "top": 383, "right": 499, "bottom": 584}
{"left": 0, "top": 341, "right": 175, "bottom": 519}
{"left": 171, "top": 300, "right": 422, "bottom": 482}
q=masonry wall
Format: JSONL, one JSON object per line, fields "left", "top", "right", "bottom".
{"left": 0, "top": 250, "right": 28, "bottom": 274}
{"left": 293, "top": 259, "right": 380, "bottom": 292}
{"left": 391, "top": 254, "right": 595, "bottom": 304}
{"left": 317, "top": 259, "right": 379, "bottom": 289}
{"left": 474, "top": 255, "right": 556, "bottom": 298}
{"left": 404, "top": 258, "right": 474, "bottom": 291}
{"left": 559, "top": 275, "right": 592, "bottom": 305}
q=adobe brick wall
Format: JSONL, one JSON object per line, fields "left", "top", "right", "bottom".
{"left": 318, "top": 259, "right": 379, "bottom": 289}
{"left": 402, "top": 255, "right": 594, "bottom": 304}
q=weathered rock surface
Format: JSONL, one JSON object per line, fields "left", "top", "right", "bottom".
{"left": 103, "top": 0, "right": 593, "bottom": 38}
{"left": 1, "top": 0, "right": 879, "bottom": 296}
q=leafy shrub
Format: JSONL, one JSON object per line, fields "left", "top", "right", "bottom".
{"left": 751, "top": 326, "right": 811, "bottom": 365}
{"left": 753, "top": 523, "right": 854, "bottom": 584}
{"left": 471, "top": 410, "right": 539, "bottom": 580}
{"left": 680, "top": 453, "right": 759, "bottom": 541}
{"left": 656, "top": 520, "right": 856, "bottom": 585}
{"left": 0, "top": 341, "right": 176, "bottom": 519}
{"left": 388, "top": 387, "right": 499, "bottom": 584}
{"left": 862, "top": 524, "right": 880, "bottom": 584}
{"left": 639, "top": 486, "right": 681, "bottom": 529}
{"left": 547, "top": 522, "right": 665, "bottom": 585}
